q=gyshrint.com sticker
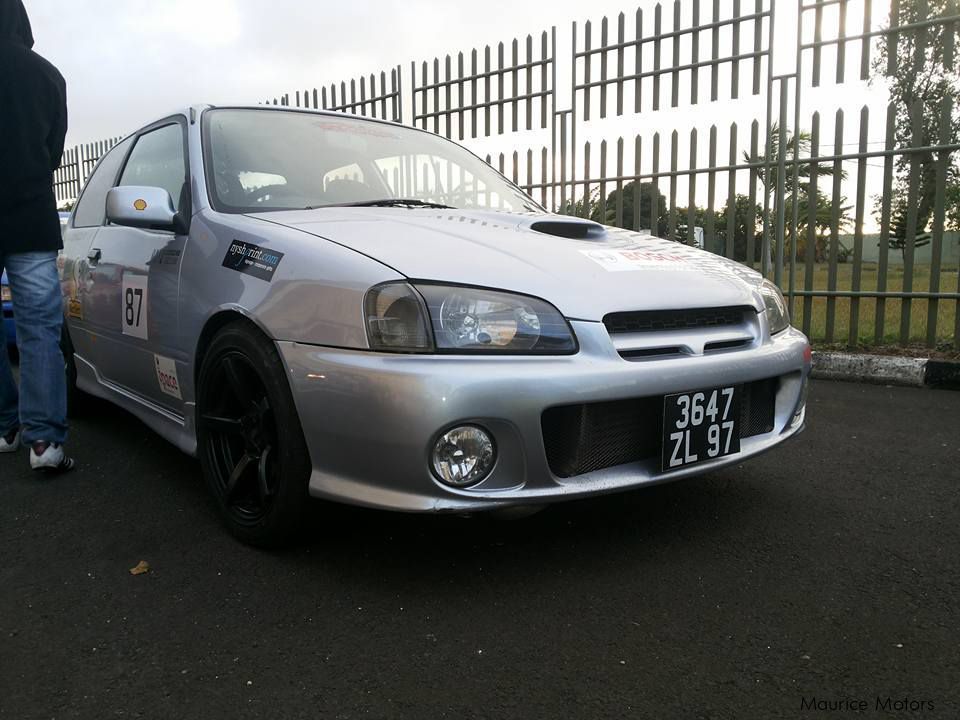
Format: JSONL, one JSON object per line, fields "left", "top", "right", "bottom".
{"left": 222, "top": 240, "right": 284, "bottom": 282}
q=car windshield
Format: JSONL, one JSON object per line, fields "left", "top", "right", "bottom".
{"left": 203, "top": 109, "right": 542, "bottom": 214}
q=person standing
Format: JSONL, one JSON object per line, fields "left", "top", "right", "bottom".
{"left": 0, "top": 0, "right": 74, "bottom": 472}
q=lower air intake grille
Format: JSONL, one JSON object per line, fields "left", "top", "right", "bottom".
{"left": 739, "top": 377, "right": 777, "bottom": 438}
{"left": 541, "top": 396, "right": 663, "bottom": 479}
{"left": 603, "top": 306, "right": 753, "bottom": 335}
{"left": 542, "top": 377, "right": 779, "bottom": 478}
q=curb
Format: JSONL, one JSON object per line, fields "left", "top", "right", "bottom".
{"left": 812, "top": 352, "right": 960, "bottom": 390}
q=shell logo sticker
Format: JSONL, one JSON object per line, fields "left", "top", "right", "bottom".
{"left": 133, "top": 199, "right": 148, "bottom": 211}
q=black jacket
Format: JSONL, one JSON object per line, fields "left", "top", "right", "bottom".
{"left": 0, "top": 0, "right": 68, "bottom": 254}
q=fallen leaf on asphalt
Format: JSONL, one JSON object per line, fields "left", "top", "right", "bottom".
{"left": 129, "top": 560, "right": 150, "bottom": 576}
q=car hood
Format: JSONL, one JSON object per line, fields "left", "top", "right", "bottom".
{"left": 248, "top": 208, "right": 766, "bottom": 321}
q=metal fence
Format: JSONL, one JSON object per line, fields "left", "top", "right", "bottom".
{"left": 52, "top": 136, "right": 123, "bottom": 205}
{"left": 265, "top": 65, "right": 403, "bottom": 122}
{"left": 54, "top": 0, "right": 960, "bottom": 348}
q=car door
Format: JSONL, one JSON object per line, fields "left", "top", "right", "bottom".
{"left": 82, "top": 118, "right": 190, "bottom": 413}
{"left": 63, "top": 135, "right": 136, "bottom": 366}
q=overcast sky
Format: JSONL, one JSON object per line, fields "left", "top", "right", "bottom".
{"left": 24, "top": 0, "right": 887, "bottom": 146}
{"left": 27, "top": 0, "right": 897, "bottom": 229}
{"left": 26, "top": 0, "right": 663, "bottom": 146}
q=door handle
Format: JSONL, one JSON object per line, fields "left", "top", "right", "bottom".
{"left": 87, "top": 248, "right": 102, "bottom": 265}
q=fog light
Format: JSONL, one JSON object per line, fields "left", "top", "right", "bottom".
{"left": 431, "top": 425, "right": 495, "bottom": 487}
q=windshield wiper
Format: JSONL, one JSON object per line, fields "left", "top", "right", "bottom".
{"left": 310, "top": 198, "right": 455, "bottom": 210}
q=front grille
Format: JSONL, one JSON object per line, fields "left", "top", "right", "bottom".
{"left": 619, "top": 346, "right": 684, "bottom": 359}
{"left": 603, "top": 306, "right": 753, "bottom": 335}
{"left": 542, "top": 396, "right": 663, "bottom": 478}
{"left": 739, "top": 377, "right": 777, "bottom": 437}
{"left": 705, "top": 338, "right": 751, "bottom": 352}
{"left": 542, "top": 377, "right": 779, "bottom": 478}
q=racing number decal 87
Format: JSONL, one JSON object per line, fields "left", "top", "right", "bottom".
{"left": 121, "top": 274, "right": 149, "bottom": 340}
{"left": 125, "top": 287, "right": 143, "bottom": 327}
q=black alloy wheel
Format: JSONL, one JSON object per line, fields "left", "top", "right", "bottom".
{"left": 201, "top": 352, "right": 279, "bottom": 525}
{"left": 198, "top": 322, "right": 310, "bottom": 547}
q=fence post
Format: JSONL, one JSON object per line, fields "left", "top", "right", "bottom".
{"left": 802, "top": 113, "right": 820, "bottom": 339}
{"left": 774, "top": 76, "right": 789, "bottom": 289}
{"left": 849, "top": 106, "right": 869, "bottom": 346}
{"left": 825, "top": 108, "right": 844, "bottom": 343}
{"left": 899, "top": 102, "right": 924, "bottom": 345}
{"left": 760, "top": 0, "right": 777, "bottom": 278}
{"left": 875, "top": 104, "right": 896, "bottom": 344}
{"left": 725, "top": 123, "right": 738, "bottom": 260}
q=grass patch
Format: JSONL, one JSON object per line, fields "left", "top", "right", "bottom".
{"left": 775, "top": 262, "right": 959, "bottom": 347}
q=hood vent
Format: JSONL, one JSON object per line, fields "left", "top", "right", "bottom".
{"left": 529, "top": 219, "right": 607, "bottom": 240}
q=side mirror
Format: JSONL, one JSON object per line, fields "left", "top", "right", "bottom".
{"left": 106, "top": 186, "right": 184, "bottom": 233}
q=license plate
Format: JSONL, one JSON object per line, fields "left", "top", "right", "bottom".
{"left": 662, "top": 385, "right": 742, "bottom": 471}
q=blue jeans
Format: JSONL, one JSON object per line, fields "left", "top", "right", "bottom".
{"left": 0, "top": 251, "right": 68, "bottom": 445}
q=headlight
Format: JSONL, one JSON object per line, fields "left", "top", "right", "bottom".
{"left": 759, "top": 280, "right": 790, "bottom": 335}
{"left": 417, "top": 284, "right": 576, "bottom": 353}
{"left": 364, "top": 282, "right": 577, "bottom": 354}
{"left": 1, "top": 285, "right": 10, "bottom": 303}
{"left": 364, "top": 283, "right": 432, "bottom": 352}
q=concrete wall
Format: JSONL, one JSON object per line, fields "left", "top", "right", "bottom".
{"left": 844, "top": 232, "right": 960, "bottom": 266}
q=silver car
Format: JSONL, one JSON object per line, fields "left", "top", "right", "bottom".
{"left": 60, "top": 105, "right": 811, "bottom": 546}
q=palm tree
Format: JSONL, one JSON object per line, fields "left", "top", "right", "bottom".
{"left": 747, "top": 124, "right": 846, "bottom": 194}
{"left": 747, "top": 125, "right": 853, "bottom": 261}
{"left": 796, "top": 189, "right": 855, "bottom": 262}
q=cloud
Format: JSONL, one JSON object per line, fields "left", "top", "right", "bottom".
{"left": 27, "top": 0, "right": 614, "bottom": 144}
{"left": 24, "top": 0, "right": 890, "bottom": 156}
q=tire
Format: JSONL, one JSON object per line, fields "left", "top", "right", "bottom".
{"left": 196, "top": 321, "right": 311, "bottom": 548}
{"left": 61, "top": 324, "right": 86, "bottom": 418}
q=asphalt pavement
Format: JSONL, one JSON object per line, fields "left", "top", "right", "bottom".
{"left": 1, "top": 379, "right": 958, "bottom": 719}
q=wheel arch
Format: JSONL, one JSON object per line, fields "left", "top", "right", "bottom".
{"left": 193, "top": 306, "right": 276, "bottom": 389}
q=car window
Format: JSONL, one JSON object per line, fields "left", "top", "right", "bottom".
{"left": 203, "top": 109, "right": 541, "bottom": 213}
{"left": 119, "top": 123, "right": 187, "bottom": 211}
{"left": 372, "top": 154, "right": 508, "bottom": 209}
{"left": 72, "top": 136, "right": 135, "bottom": 228}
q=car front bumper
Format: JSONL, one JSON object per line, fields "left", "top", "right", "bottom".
{"left": 278, "top": 321, "right": 810, "bottom": 512}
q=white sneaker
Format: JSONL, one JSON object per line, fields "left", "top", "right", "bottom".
{"left": 30, "top": 442, "right": 75, "bottom": 473}
{"left": 0, "top": 428, "right": 21, "bottom": 453}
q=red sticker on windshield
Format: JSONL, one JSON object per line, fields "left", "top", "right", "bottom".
{"left": 311, "top": 120, "right": 400, "bottom": 139}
